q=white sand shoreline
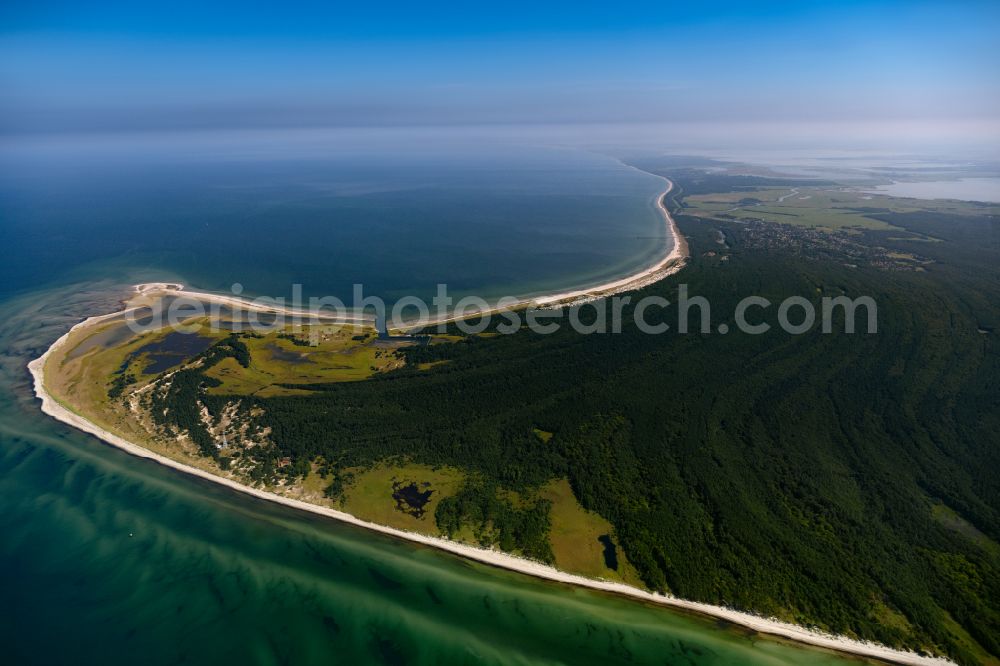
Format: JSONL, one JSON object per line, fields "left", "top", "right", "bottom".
{"left": 28, "top": 308, "right": 949, "bottom": 666}
{"left": 535, "top": 169, "right": 687, "bottom": 305}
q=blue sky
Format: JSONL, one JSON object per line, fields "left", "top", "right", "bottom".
{"left": 1, "top": 1, "right": 998, "bottom": 134}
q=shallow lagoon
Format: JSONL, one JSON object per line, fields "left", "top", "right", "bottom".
{"left": 135, "top": 330, "right": 217, "bottom": 374}
{"left": 864, "top": 177, "right": 1000, "bottom": 203}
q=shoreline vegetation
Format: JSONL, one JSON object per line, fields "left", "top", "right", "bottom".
{"left": 27, "top": 176, "right": 952, "bottom": 665}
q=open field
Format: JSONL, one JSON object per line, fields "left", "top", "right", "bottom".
{"left": 338, "top": 462, "right": 466, "bottom": 533}
{"left": 682, "top": 186, "right": 1000, "bottom": 231}
{"left": 539, "top": 478, "right": 645, "bottom": 586}
{"left": 52, "top": 310, "right": 413, "bottom": 408}
{"left": 202, "top": 328, "right": 406, "bottom": 396}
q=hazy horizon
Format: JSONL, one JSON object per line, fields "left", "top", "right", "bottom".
{"left": 2, "top": 0, "right": 999, "bottom": 153}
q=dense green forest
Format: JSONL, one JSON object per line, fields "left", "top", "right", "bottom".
{"left": 150, "top": 169, "right": 1000, "bottom": 663}
{"left": 435, "top": 479, "right": 554, "bottom": 562}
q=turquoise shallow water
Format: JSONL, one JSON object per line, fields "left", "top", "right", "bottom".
{"left": 0, "top": 282, "right": 871, "bottom": 665}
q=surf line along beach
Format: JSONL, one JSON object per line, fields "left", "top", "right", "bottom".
{"left": 27, "top": 171, "right": 949, "bottom": 665}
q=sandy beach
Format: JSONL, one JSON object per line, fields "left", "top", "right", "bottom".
{"left": 129, "top": 282, "right": 372, "bottom": 324}
{"left": 535, "top": 171, "right": 687, "bottom": 306}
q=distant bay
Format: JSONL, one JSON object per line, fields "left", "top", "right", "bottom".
{"left": 0, "top": 130, "right": 670, "bottom": 304}
{"left": 864, "top": 177, "right": 1000, "bottom": 203}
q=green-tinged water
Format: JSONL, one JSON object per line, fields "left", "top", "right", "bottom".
{"left": 0, "top": 282, "right": 871, "bottom": 665}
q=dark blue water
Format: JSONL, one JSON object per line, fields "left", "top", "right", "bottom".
{"left": 0, "top": 131, "right": 668, "bottom": 304}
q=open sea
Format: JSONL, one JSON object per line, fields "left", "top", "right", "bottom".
{"left": 0, "top": 130, "right": 673, "bottom": 304}
{"left": 0, "top": 130, "right": 864, "bottom": 664}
